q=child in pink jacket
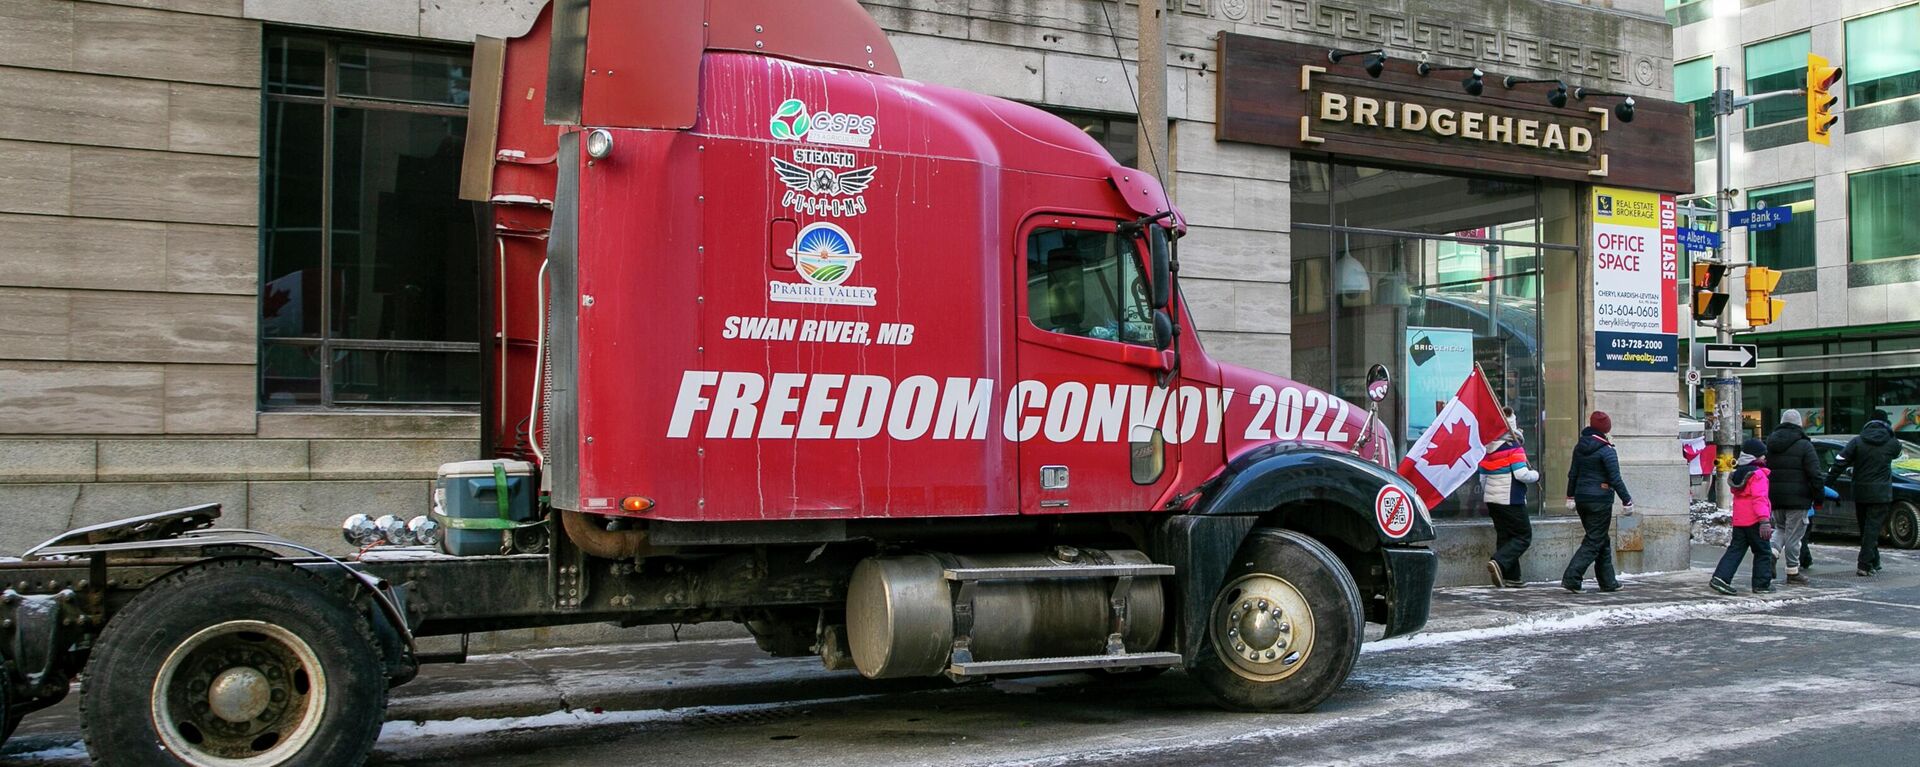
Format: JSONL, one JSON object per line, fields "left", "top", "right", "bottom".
{"left": 1710, "top": 438, "right": 1775, "bottom": 595}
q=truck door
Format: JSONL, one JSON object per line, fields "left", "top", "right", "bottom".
{"left": 1015, "top": 217, "right": 1179, "bottom": 514}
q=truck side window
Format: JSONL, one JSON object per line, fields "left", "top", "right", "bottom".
{"left": 1025, "top": 227, "right": 1154, "bottom": 346}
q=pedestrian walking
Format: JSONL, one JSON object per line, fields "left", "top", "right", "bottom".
{"left": 1562, "top": 411, "right": 1631, "bottom": 593}
{"left": 1710, "top": 439, "right": 1775, "bottom": 595}
{"left": 1481, "top": 408, "right": 1540, "bottom": 588}
{"left": 1764, "top": 410, "right": 1821, "bottom": 585}
{"left": 1824, "top": 411, "right": 1904, "bottom": 577}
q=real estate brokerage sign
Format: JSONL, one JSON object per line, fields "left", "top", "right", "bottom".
{"left": 1591, "top": 187, "right": 1678, "bottom": 372}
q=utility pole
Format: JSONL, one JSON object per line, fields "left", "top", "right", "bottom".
{"left": 1709, "top": 64, "right": 1738, "bottom": 515}
{"left": 1705, "top": 65, "right": 1811, "bottom": 513}
{"left": 1135, "top": 0, "right": 1168, "bottom": 183}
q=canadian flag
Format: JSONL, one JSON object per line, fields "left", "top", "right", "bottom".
{"left": 1397, "top": 365, "right": 1509, "bottom": 509}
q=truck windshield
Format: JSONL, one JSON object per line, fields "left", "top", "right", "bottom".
{"left": 1026, "top": 227, "right": 1154, "bottom": 346}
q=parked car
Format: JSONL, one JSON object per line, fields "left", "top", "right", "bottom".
{"left": 1809, "top": 435, "right": 1920, "bottom": 549}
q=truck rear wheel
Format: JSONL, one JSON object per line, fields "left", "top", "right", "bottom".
{"left": 82, "top": 559, "right": 388, "bottom": 767}
{"left": 1191, "top": 529, "right": 1363, "bottom": 713}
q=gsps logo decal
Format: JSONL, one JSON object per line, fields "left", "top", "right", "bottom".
{"left": 770, "top": 222, "right": 878, "bottom": 307}
{"left": 770, "top": 99, "right": 877, "bottom": 148}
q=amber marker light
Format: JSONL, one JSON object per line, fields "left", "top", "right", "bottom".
{"left": 621, "top": 496, "right": 655, "bottom": 512}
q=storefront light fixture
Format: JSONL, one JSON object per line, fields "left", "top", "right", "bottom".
{"left": 1327, "top": 48, "right": 1387, "bottom": 78}
{"left": 1572, "top": 87, "right": 1636, "bottom": 123}
{"left": 1502, "top": 77, "right": 1568, "bottom": 108}
{"left": 1336, "top": 253, "right": 1372, "bottom": 296}
{"left": 1416, "top": 63, "right": 1484, "bottom": 96}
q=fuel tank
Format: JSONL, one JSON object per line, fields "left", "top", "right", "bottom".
{"left": 845, "top": 548, "right": 1164, "bottom": 678}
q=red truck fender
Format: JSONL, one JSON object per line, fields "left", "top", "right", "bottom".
{"left": 1153, "top": 444, "right": 1436, "bottom": 663}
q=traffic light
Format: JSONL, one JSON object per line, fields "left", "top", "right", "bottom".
{"left": 1693, "top": 262, "right": 1728, "bottom": 322}
{"left": 1808, "top": 53, "right": 1843, "bottom": 146}
{"left": 1746, "top": 266, "right": 1785, "bottom": 327}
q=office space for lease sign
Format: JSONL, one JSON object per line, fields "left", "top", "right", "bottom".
{"left": 1591, "top": 187, "right": 1678, "bottom": 372}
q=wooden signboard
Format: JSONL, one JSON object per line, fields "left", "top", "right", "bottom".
{"left": 1216, "top": 34, "right": 1695, "bottom": 195}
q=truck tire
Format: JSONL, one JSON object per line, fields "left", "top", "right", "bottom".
{"left": 81, "top": 559, "right": 388, "bottom": 767}
{"left": 1889, "top": 501, "right": 1920, "bottom": 550}
{"left": 1190, "top": 529, "right": 1363, "bottom": 713}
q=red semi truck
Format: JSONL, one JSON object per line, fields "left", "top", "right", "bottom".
{"left": 0, "top": 2, "right": 1435, "bottom": 764}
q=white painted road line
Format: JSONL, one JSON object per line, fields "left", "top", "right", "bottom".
{"left": 1706, "top": 613, "right": 1920, "bottom": 641}
{"left": 1836, "top": 596, "right": 1920, "bottom": 612}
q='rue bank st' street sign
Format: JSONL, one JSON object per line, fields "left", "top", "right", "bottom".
{"left": 1703, "top": 343, "right": 1758, "bottom": 369}
{"left": 1728, "top": 207, "right": 1793, "bottom": 232}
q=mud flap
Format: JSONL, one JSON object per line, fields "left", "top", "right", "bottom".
{"left": 1381, "top": 547, "right": 1436, "bottom": 638}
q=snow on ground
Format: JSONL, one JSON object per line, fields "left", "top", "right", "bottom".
{"left": 1363, "top": 590, "right": 1845, "bottom": 653}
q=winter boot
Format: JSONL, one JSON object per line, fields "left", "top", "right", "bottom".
{"left": 1786, "top": 572, "right": 1811, "bottom": 585}
{"left": 1709, "top": 577, "right": 1737, "bottom": 595}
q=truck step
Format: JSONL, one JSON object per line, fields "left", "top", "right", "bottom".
{"left": 941, "top": 564, "right": 1174, "bottom": 582}
{"left": 948, "top": 652, "right": 1182, "bottom": 677}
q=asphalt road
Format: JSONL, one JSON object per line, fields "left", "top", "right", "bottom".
{"left": 6, "top": 542, "right": 1916, "bottom": 766}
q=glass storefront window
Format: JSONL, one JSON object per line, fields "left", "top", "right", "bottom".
{"left": 1849, "top": 163, "right": 1920, "bottom": 262}
{"left": 1675, "top": 58, "right": 1716, "bottom": 140}
{"left": 1744, "top": 33, "right": 1809, "bottom": 129}
{"left": 1736, "top": 333, "right": 1920, "bottom": 439}
{"left": 1846, "top": 5, "right": 1920, "bottom": 108}
{"left": 1291, "top": 158, "right": 1561, "bottom": 519}
{"left": 1747, "top": 182, "right": 1815, "bottom": 270}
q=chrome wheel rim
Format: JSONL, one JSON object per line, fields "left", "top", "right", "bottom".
{"left": 150, "top": 620, "right": 328, "bottom": 766}
{"left": 1210, "top": 573, "right": 1316, "bottom": 682}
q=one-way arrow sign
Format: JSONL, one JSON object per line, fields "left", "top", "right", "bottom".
{"left": 1704, "top": 343, "right": 1758, "bottom": 369}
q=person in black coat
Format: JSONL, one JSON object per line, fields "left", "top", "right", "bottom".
{"left": 1562, "top": 411, "right": 1632, "bottom": 593}
{"left": 1765, "top": 409, "right": 1822, "bottom": 584}
{"left": 1825, "top": 411, "right": 1905, "bottom": 576}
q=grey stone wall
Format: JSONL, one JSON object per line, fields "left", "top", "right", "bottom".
{"left": 0, "top": 0, "right": 524, "bottom": 558}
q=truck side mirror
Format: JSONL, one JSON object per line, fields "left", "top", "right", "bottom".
{"left": 1148, "top": 226, "right": 1171, "bottom": 310}
{"left": 1153, "top": 310, "right": 1174, "bottom": 351}
{"left": 1365, "top": 364, "right": 1392, "bottom": 403}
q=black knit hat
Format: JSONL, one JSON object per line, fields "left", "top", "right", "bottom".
{"left": 1741, "top": 438, "right": 1767, "bottom": 459}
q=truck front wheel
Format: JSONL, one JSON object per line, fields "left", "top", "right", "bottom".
{"left": 1191, "top": 529, "right": 1363, "bottom": 713}
{"left": 82, "top": 559, "right": 388, "bottom": 766}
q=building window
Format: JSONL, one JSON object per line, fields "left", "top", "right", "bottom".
{"left": 1675, "top": 57, "right": 1716, "bottom": 140}
{"left": 1665, "top": 0, "right": 1712, "bottom": 27}
{"left": 260, "top": 32, "right": 481, "bottom": 408}
{"left": 1048, "top": 110, "right": 1139, "bottom": 168}
{"left": 1743, "top": 33, "right": 1809, "bottom": 129}
{"left": 1849, "top": 163, "right": 1920, "bottom": 262}
{"left": 1847, "top": 4, "right": 1920, "bottom": 108}
{"left": 1748, "top": 182, "right": 1815, "bottom": 270}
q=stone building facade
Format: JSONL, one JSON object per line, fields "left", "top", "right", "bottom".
{"left": 0, "top": 0, "right": 1691, "bottom": 586}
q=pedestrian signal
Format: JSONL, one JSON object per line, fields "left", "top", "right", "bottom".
{"left": 1692, "top": 262, "right": 1728, "bottom": 322}
{"left": 1745, "top": 266, "right": 1785, "bottom": 327}
{"left": 1807, "top": 54, "right": 1843, "bottom": 146}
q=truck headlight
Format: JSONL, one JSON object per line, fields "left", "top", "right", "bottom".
{"left": 341, "top": 513, "right": 380, "bottom": 547}
{"left": 407, "top": 515, "right": 442, "bottom": 548}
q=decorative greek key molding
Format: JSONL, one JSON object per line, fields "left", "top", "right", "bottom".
{"left": 1174, "top": 0, "right": 1659, "bottom": 87}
